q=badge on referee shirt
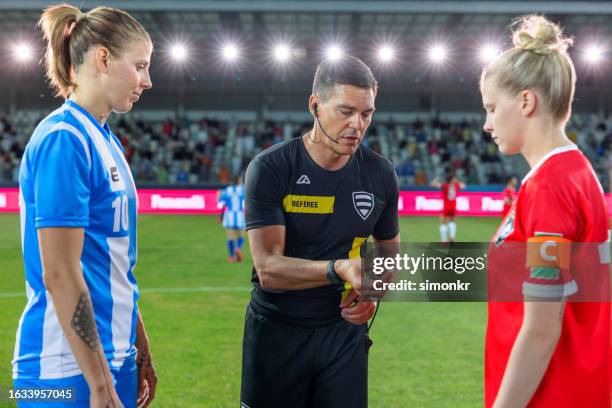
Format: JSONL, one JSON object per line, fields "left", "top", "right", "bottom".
{"left": 352, "top": 191, "right": 374, "bottom": 220}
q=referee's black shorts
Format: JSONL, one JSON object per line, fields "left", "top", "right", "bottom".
{"left": 240, "top": 301, "right": 368, "bottom": 408}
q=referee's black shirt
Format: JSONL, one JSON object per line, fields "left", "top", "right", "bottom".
{"left": 245, "top": 136, "right": 399, "bottom": 326}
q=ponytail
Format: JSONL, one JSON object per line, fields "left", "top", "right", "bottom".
{"left": 38, "top": 3, "right": 80, "bottom": 98}
{"left": 38, "top": 3, "right": 151, "bottom": 99}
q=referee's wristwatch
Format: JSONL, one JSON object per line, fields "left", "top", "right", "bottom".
{"left": 327, "top": 259, "right": 344, "bottom": 285}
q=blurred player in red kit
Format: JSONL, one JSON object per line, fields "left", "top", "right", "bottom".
{"left": 431, "top": 171, "right": 465, "bottom": 242}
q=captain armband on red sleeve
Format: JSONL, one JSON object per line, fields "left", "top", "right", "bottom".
{"left": 523, "top": 234, "right": 575, "bottom": 299}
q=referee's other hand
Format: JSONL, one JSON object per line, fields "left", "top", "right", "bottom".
{"left": 340, "top": 289, "right": 376, "bottom": 325}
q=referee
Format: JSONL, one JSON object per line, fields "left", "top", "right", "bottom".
{"left": 241, "top": 56, "right": 400, "bottom": 408}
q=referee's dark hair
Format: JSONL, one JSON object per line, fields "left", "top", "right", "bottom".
{"left": 312, "top": 56, "right": 378, "bottom": 102}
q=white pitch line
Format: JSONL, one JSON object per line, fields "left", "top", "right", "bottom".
{"left": 0, "top": 292, "right": 23, "bottom": 299}
{"left": 140, "top": 286, "right": 252, "bottom": 294}
{"left": 0, "top": 286, "right": 252, "bottom": 299}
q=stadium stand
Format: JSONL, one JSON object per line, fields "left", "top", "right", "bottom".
{"left": 1, "top": 112, "right": 610, "bottom": 188}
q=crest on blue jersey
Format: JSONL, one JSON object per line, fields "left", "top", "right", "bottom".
{"left": 352, "top": 191, "right": 374, "bottom": 220}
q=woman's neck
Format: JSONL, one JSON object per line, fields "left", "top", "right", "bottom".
{"left": 70, "top": 90, "right": 111, "bottom": 125}
{"left": 521, "top": 121, "right": 573, "bottom": 168}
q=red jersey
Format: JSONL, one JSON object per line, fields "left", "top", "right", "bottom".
{"left": 441, "top": 181, "right": 460, "bottom": 202}
{"left": 487, "top": 146, "right": 611, "bottom": 407}
{"left": 441, "top": 181, "right": 460, "bottom": 216}
{"left": 501, "top": 185, "right": 516, "bottom": 218}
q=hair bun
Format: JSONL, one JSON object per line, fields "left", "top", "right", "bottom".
{"left": 512, "top": 15, "right": 573, "bottom": 55}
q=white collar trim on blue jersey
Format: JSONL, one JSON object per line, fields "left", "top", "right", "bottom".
{"left": 522, "top": 144, "right": 578, "bottom": 184}
{"left": 65, "top": 99, "right": 112, "bottom": 138}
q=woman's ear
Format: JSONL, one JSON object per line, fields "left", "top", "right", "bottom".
{"left": 94, "top": 46, "right": 111, "bottom": 73}
{"left": 519, "top": 89, "right": 537, "bottom": 117}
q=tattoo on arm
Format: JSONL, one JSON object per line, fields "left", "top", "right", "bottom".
{"left": 71, "top": 291, "right": 117, "bottom": 407}
{"left": 71, "top": 291, "right": 100, "bottom": 351}
{"left": 137, "top": 351, "right": 153, "bottom": 372}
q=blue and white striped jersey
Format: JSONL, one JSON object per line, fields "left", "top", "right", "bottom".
{"left": 219, "top": 185, "right": 245, "bottom": 229}
{"left": 13, "top": 100, "right": 139, "bottom": 380}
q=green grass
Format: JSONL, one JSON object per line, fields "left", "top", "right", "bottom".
{"left": 0, "top": 214, "right": 500, "bottom": 407}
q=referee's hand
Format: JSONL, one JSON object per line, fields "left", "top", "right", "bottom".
{"left": 334, "top": 258, "right": 362, "bottom": 294}
{"left": 340, "top": 289, "right": 376, "bottom": 325}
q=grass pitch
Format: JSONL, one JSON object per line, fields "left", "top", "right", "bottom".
{"left": 0, "top": 214, "right": 500, "bottom": 407}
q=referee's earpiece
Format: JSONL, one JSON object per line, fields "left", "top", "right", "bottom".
{"left": 311, "top": 102, "right": 339, "bottom": 145}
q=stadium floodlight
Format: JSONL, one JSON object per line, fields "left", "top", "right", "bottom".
{"left": 325, "top": 45, "right": 343, "bottom": 62}
{"left": 479, "top": 45, "right": 500, "bottom": 64}
{"left": 170, "top": 44, "right": 188, "bottom": 62}
{"left": 13, "top": 43, "right": 33, "bottom": 62}
{"left": 584, "top": 45, "right": 604, "bottom": 64}
{"left": 273, "top": 44, "right": 291, "bottom": 63}
{"left": 428, "top": 45, "right": 447, "bottom": 64}
{"left": 222, "top": 44, "right": 239, "bottom": 62}
{"left": 377, "top": 45, "right": 395, "bottom": 63}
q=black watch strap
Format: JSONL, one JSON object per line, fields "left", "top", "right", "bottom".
{"left": 327, "top": 259, "right": 344, "bottom": 285}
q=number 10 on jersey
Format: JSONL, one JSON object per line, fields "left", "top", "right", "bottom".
{"left": 112, "top": 194, "right": 129, "bottom": 232}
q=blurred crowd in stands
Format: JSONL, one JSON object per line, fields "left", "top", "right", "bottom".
{"left": 1, "top": 111, "right": 611, "bottom": 188}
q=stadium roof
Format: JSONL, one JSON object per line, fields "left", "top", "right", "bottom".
{"left": 1, "top": 1, "right": 611, "bottom": 37}
{"left": 0, "top": 1, "right": 609, "bottom": 113}
{"left": 2, "top": 1, "right": 612, "bottom": 13}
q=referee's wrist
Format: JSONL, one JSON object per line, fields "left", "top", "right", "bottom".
{"left": 327, "top": 259, "right": 344, "bottom": 285}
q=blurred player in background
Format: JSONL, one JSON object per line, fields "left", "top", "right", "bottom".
{"left": 482, "top": 15, "right": 611, "bottom": 407}
{"left": 241, "top": 56, "right": 400, "bottom": 408}
{"left": 12, "top": 4, "right": 156, "bottom": 408}
{"left": 218, "top": 175, "right": 246, "bottom": 262}
{"left": 431, "top": 171, "right": 465, "bottom": 242}
{"left": 501, "top": 176, "right": 518, "bottom": 218}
